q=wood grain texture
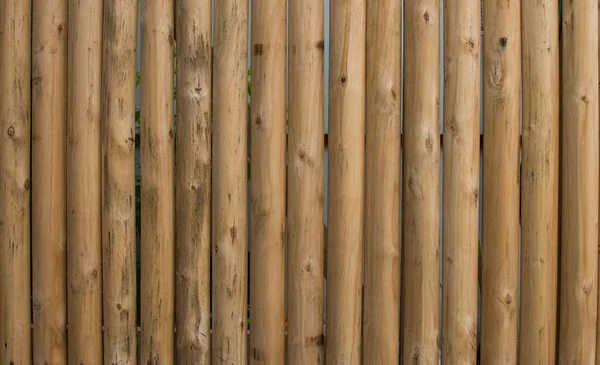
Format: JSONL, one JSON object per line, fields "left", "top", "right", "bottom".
{"left": 0, "top": 0, "right": 32, "bottom": 364}
{"left": 558, "top": 0, "right": 599, "bottom": 363}
{"left": 249, "top": 0, "right": 287, "bottom": 363}
{"left": 101, "top": 0, "right": 138, "bottom": 363}
{"left": 519, "top": 1, "right": 559, "bottom": 364}
{"left": 212, "top": 0, "right": 249, "bottom": 363}
{"left": 174, "top": 0, "right": 212, "bottom": 363}
{"left": 363, "top": 0, "right": 401, "bottom": 363}
{"left": 66, "top": 0, "right": 104, "bottom": 362}
{"left": 31, "top": 0, "right": 67, "bottom": 362}
{"left": 441, "top": 0, "right": 481, "bottom": 363}
{"left": 325, "top": 0, "right": 366, "bottom": 363}
{"left": 287, "top": 0, "right": 325, "bottom": 363}
{"left": 140, "top": 0, "right": 175, "bottom": 363}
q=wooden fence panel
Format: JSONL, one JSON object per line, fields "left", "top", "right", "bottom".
{"left": 66, "top": 0, "right": 104, "bottom": 362}
{"left": 558, "top": 0, "right": 599, "bottom": 363}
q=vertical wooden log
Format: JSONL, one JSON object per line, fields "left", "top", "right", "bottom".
{"left": 287, "top": 0, "right": 325, "bottom": 363}
{"left": 559, "top": 0, "right": 599, "bottom": 363}
{"left": 402, "top": 0, "right": 441, "bottom": 363}
{"left": 519, "top": 0, "right": 559, "bottom": 364}
{"left": 0, "top": 0, "right": 32, "bottom": 364}
{"left": 480, "top": 0, "right": 521, "bottom": 363}
{"left": 101, "top": 0, "right": 138, "bottom": 363}
{"left": 212, "top": 0, "right": 248, "bottom": 363}
{"left": 363, "top": 0, "right": 401, "bottom": 363}
{"left": 31, "top": 0, "right": 67, "bottom": 362}
{"left": 66, "top": 0, "right": 104, "bottom": 362}
{"left": 326, "top": 0, "right": 366, "bottom": 363}
{"left": 441, "top": 0, "right": 481, "bottom": 363}
{"left": 249, "top": 0, "right": 286, "bottom": 363}
{"left": 140, "top": 0, "right": 175, "bottom": 362}
{"left": 174, "top": 0, "right": 212, "bottom": 363}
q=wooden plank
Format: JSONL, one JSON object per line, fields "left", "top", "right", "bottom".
{"left": 519, "top": 0, "right": 559, "bottom": 364}
{"left": 441, "top": 0, "right": 481, "bottom": 363}
{"left": 174, "top": 0, "right": 212, "bottom": 363}
{"left": 139, "top": 0, "right": 175, "bottom": 362}
{"left": 249, "top": 0, "right": 287, "bottom": 363}
{"left": 212, "top": 0, "right": 249, "bottom": 363}
{"left": 101, "top": 0, "right": 138, "bottom": 363}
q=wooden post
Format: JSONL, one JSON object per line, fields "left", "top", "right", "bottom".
{"left": 558, "top": 0, "right": 599, "bottom": 363}
{"left": 66, "top": 0, "right": 104, "bottom": 362}
{"left": 0, "top": 0, "right": 32, "bottom": 363}
{"left": 249, "top": 0, "right": 286, "bottom": 363}
{"left": 519, "top": 1, "right": 559, "bottom": 364}
{"left": 363, "top": 0, "right": 401, "bottom": 363}
{"left": 31, "top": 0, "right": 67, "bottom": 363}
{"left": 287, "top": 0, "right": 325, "bottom": 363}
{"left": 326, "top": 0, "right": 366, "bottom": 362}
{"left": 174, "top": 0, "right": 212, "bottom": 363}
{"left": 212, "top": 0, "right": 248, "bottom": 363}
{"left": 441, "top": 0, "right": 481, "bottom": 363}
{"left": 101, "top": 0, "right": 138, "bottom": 364}
{"left": 480, "top": 0, "right": 521, "bottom": 363}
{"left": 140, "top": 0, "right": 175, "bottom": 362}
{"left": 402, "top": 0, "right": 441, "bottom": 363}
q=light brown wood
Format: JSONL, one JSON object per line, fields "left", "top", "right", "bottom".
{"left": 558, "top": 0, "right": 599, "bottom": 363}
{"left": 212, "top": 0, "right": 248, "bottom": 363}
{"left": 0, "top": 0, "right": 32, "bottom": 363}
{"left": 101, "top": 0, "right": 138, "bottom": 363}
{"left": 441, "top": 0, "right": 481, "bottom": 363}
{"left": 140, "top": 0, "right": 175, "bottom": 363}
{"left": 402, "top": 0, "right": 441, "bottom": 363}
{"left": 363, "top": 0, "right": 401, "bottom": 363}
{"left": 480, "top": 0, "right": 521, "bottom": 363}
{"left": 31, "top": 0, "right": 67, "bottom": 362}
{"left": 519, "top": 1, "right": 559, "bottom": 364}
{"left": 66, "top": 0, "right": 104, "bottom": 362}
{"left": 286, "top": 0, "right": 325, "bottom": 363}
{"left": 249, "top": 0, "right": 286, "bottom": 363}
{"left": 325, "top": 0, "right": 366, "bottom": 362}
{"left": 174, "top": 0, "right": 212, "bottom": 363}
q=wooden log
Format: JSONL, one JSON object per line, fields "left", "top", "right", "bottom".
{"left": 441, "top": 0, "right": 481, "bottom": 363}
{"left": 101, "top": 0, "right": 138, "bottom": 363}
{"left": 519, "top": 1, "right": 559, "bottom": 364}
{"left": 249, "top": 0, "right": 286, "bottom": 363}
{"left": 325, "top": 0, "right": 366, "bottom": 362}
{"left": 0, "top": 0, "right": 32, "bottom": 363}
{"left": 139, "top": 0, "right": 175, "bottom": 363}
{"left": 174, "top": 0, "right": 212, "bottom": 363}
{"left": 558, "top": 0, "right": 599, "bottom": 363}
{"left": 31, "top": 0, "right": 67, "bottom": 362}
{"left": 480, "top": 0, "right": 521, "bottom": 363}
{"left": 66, "top": 0, "right": 104, "bottom": 362}
{"left": 286, "top": 0, "right": 325, "bottom": 363}
{"left": 363, "top": 0, "right": 401, "bottom": 363}
{"left": 212, "top": 0, "right": 249, "bottom": 363}
{"left": 402, "top": 0, "right": 441, "bottom": 363}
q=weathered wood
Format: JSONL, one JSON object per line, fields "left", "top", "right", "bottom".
{"left": 212, "top": 0, "right": 249, "bottom": 363}
{"left": 174, "top": 0, "right": 212, "bottom": 363}
{"left": 287, "top": 0, "right": 325, "bottom": 363}
{"left": 66, "top": 0, "right": 104, "bottom": 362}
{"left": 139, "top": 0, "right": 175, "bottom": 362}
{"left": 101, "top": 0, "right": 138, "bottom": 363}
{"left": 0, "top": 0, "right": 32, "bottom": 363}
{"left": 249, "top": 0, "right": 286, "bottom": 363}
{"left": 558, "top": 0, "right": 599, "bottom": 363}
{"left": 519, "top": 1, "right": 559, "bottom": 364}
{"left": 325, "top": 0, "right": 366, "bottom": 362}
{"left": 363, "top": 0, "right": 401, "bottom": 363}
{"left": 31, "top": 0, "right": 67, "bottom": 362}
